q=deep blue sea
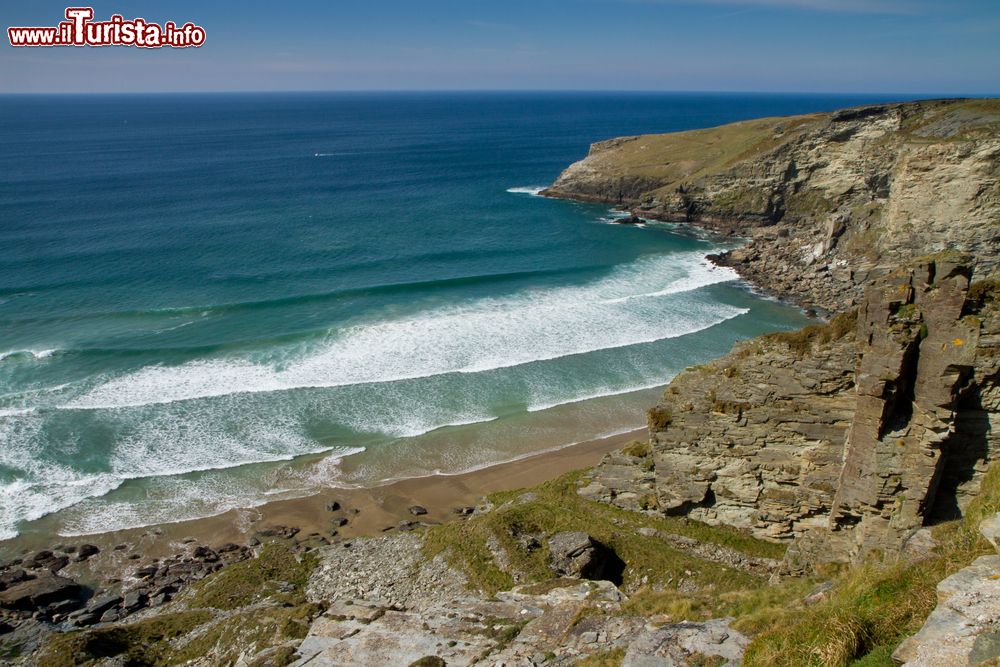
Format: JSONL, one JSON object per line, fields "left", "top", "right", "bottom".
{"left": 0, "top": 92, "right": 906, "bottom": 542}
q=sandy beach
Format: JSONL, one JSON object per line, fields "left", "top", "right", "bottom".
{"left": 0, "top": 428, "right": 645, "bottom": 573}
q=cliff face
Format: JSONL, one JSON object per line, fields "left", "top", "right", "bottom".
{"left": 544, "top": 99, "right": 1000, "bottom": 313}
{"left": 583, "top": 313, "right": 857, "bottom": 543}
{"left": 582, "top": 256, "right": 1000, "bottom": 568}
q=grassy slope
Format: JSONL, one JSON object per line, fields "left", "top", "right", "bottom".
{"left": 424, "top": 455, "right": 1000, "bottom": 667}
{"left": 564, "top": 113, "right": 821, "bottom": 193}
{"left": 554, "top": 98, "right": 1000, "bottom": 214}
{"left": 424, "top": 470, "right": 784, "bottom": 598}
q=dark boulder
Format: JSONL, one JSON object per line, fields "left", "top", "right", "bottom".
{"left": 0, "top": 569, "right": 30, "bottom": 591}
{"left": 255, "top": 525, "right": 300, "bottom": 540}
{"left": 123, "top": 590, "right": 147, "bottom": 611}
{"left": 612, "top": 214, "right": 644, "bottom": 225}
{"left": 75, "top": 544, "right": 100, "bottom": 561}
{"left": 0, "top": 572, "right": 82, "bottom": 612}
{"left": 83, "top": 593, "right": 121, "bottom": 615}
{"left": 547, "top": 532, "right": 609, "bottom": 580}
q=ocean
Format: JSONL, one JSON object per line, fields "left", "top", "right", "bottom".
{"left": 0, "top": 92, "right": 902, "bottom": 543}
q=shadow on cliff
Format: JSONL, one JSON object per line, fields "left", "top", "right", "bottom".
{"left": 928, "top": 378, "right": 995, "bottom": 524}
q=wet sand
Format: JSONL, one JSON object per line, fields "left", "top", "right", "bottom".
{"left": 1, "top": 428, "right": 644, "bottom": 573}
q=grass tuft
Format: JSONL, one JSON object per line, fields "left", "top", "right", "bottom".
{"left": 764, "top": 310, "right": 857, "bottom": 356}
{"left": 621, "top": 440, "right": 652, "bottom": 458}
{"left": 37, "top": 611, "right": 213, "bottom": 667}
{"left": 647, "top": 406, "right": 673, "bottom": 430}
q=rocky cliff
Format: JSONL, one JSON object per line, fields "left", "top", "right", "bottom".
{"left": 544, "top": 98, "right": 1000, "bottom": 313}
{"left": 583, "top": 255, "right": 1000, "bottom": 570}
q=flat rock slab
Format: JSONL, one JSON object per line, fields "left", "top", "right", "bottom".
{"left": 0, "top": 572, "right": 81, "bottom": 611}
{"left": 895, "top": 555, "right": 1000, "bottom": 666}
{"left": 290, "top": 600, "right": 537, "bottom": 667}
{"left": 622, "top": 619, "right": 749, "bottom": 667}
{"left": 980, "top": 513, "right": 1000, "bottom": 554}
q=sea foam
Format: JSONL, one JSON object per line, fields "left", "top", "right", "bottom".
{"left": 0, "top": 349, "right": 57, "bottom": 362}
{"left": 64, "top": 252, "right": 742, "bottom": 410}
{"left": 506, "top": 186, "right": 546, "bottom": 195}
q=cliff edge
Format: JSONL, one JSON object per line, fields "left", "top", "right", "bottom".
{"left": 584, "top": 255, "right": 1000, "bottom": 573}
{"left": 543, "top": 98, "right": 1000, "bottom": 313}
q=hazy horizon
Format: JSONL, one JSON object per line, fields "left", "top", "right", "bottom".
{"left": 1, "top": 1, "right": 998, "bottom": 95}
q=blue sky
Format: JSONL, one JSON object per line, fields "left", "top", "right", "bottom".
{"left": 1, "top": 0, "right": 998, "bottom": 94}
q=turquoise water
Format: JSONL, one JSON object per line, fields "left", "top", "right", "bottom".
{"left": 0, "top": 92, "right": 897, "bottom": 541}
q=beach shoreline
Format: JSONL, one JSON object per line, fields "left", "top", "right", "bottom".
{"left": 0, "top": 427, "right": 646, "bottom": 572}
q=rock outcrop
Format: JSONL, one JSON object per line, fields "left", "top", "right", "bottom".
{"left": 584, "top": 314, "right": 857, "bottom": 543}
{"left": 547, "top": 531, "right": 607, "bottom": 579}
{"left": 893, "top": 511, "right": 1000, "bottom": 666}
{"left": 544, "top": 98, "right": 1000, "bottom": 313}
{"left": 622, "top": 619, "right": 749, "bottom": 667}
{"left": 584, "top": 255, "right": 1000, "bottom": 569}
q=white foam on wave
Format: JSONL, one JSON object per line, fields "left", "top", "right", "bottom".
{"left": 0, "top": 416, "right": 123, "bottom": 540}
{"left": 64, "top": 252, "right": 744, "bottom": 411}
{"left": 0, "top": 349, "right": 56, "bottom": 362}
{"left": 598, "top": 210, "right": 635, "bottom": 224}
{"left": 506, "top": 185, "right": 546, "bottom": 195}
{"left": 302, "top": 377, "right": 502, "bottom": 439}
{"left": 57, "top": 446, "right": 365, "bottom": 537}
{"left": 0, "top": 407, "right": 37, "bottom": 418}
{"left": 110, "top": 413, "right": 333, "bottom": 479}
{"left": 0, "top": 399, "right": 368, "bottom": 539}
{"left": 526, "top": 379, "right": 671, "bottom": 413}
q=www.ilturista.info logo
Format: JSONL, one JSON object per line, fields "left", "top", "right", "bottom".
{"left": 7, "top": 7, "right": 206, "bottom": 48}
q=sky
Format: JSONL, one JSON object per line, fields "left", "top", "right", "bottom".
{"left": 0, "top": 0, "right": 998, "bottom": 94}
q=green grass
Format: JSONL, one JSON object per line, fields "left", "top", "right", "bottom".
{"left": 550, "top": 111, "right": 824, "bottom": 208}
{"left": 616, "top": 572, "right": 820, "bottom": 630}
{"left": 575, "top": 647, "right": 626, "bottom": 667}
{"left": 188, "top": 542, "right": 317, "bottom": 610}
{"left": 38, "top": 604, "right": 320, "bottom": 667}
{"left": 423, "top": 470, "right": 784, "bottom": 596}
{"left": 763, "top": 309, "right": 857, "bottom": 356}
{"left": 621, "top": 440, "right": 652, "bottom": 458}
{"left": 646, "top": 406, "right": 673, "bottom": 430}
{"left": 168, "top": 603, "right": 321, "bottom": 665}
{"left": 38, "top": 543, "right": 323, "bottom": 667}
{"left": 37, "top": 611, "right": 214, "bottom": 667}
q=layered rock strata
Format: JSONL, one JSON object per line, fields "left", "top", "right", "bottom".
{"left": 583, "top": 256, "right": 1000, "bottom": 567}
{"left": 544, "top": 98, "right": 1000, "bottom": 313}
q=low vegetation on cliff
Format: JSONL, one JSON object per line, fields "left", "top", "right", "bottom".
{"left": 746, "top": 464, "right": 1000, "bottom": 666}
{"left": 545, "top": 98, "right": 1000, "bottom": 313}
{"left": 36, "top": 543, "right": 322, "bottom": 666}
{"left": 423, "top": 470, "right": 782, "bottom": 597}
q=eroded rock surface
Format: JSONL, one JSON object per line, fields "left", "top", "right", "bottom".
{"left": 894, "top": 513, "right": 1000, "bottom": 666}
{"left": 622, "top": 619, "right": 749, "bottom": 667}
{"left": 585, "top": 256, "right": 1000, "bottom": 570}
{"left": 544, "top": 99, "right": 1000, "bottom": 313}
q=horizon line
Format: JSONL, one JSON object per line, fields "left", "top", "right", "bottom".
{"left": 0, "top": 89, "right": 997, "bottom": 98}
